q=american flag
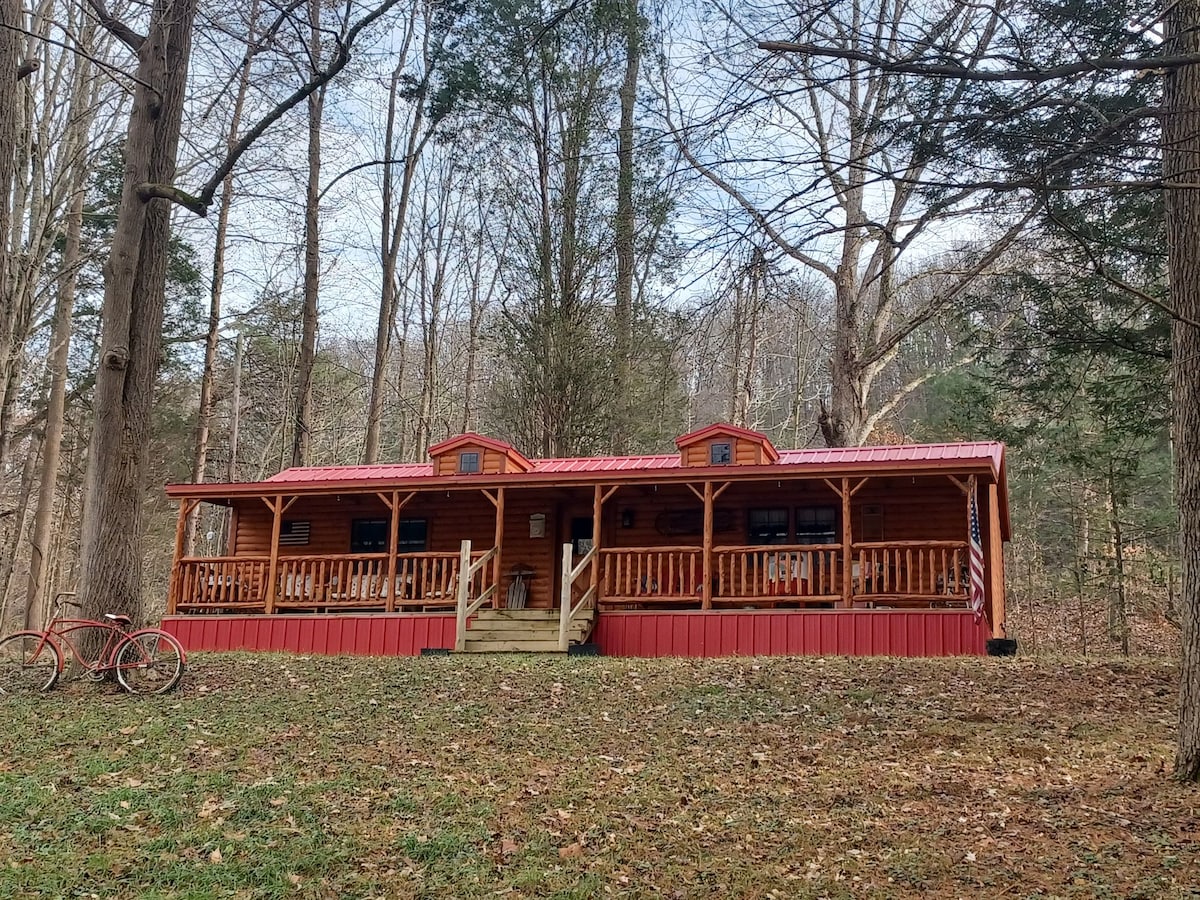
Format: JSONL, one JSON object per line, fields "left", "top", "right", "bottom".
{"left": 969, "top": 489, "right": 985, "bottom": 618}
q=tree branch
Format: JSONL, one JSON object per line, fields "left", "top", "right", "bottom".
{"left": 757, "top": 41, "right": 1189, "bottom": 82}
{"left": 85, "top": 0, "right": 144, "bottom": 52}
{"left": 156, "top": 0, "right": 408, "bottom": 217}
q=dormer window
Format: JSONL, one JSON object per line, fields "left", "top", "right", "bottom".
{"left": 459, "top": 451, "right": 481, "bottom": 474}
{"left": 710, "top": 442, "right": 732, "bottom": 465}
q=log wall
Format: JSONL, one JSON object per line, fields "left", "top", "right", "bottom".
{"left": 223, "top": 474, "right": 998, "bottom": 613}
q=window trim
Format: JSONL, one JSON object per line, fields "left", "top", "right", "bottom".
{"left": 459, "top": 451, "right": 481, "bottom": 474}
{"left": 710, "top": 441, "right": 732, "bottom": 465}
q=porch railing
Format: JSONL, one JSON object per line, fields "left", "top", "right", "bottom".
{"left": 172, "top": 555, "right": 271, "bottom": 611}
{"left": 276, "top": 553, "right": 402, "bottom": 610}
{"left": 713, "top": 544, "right": 843, "bottom": 602}
{"left": 172, "top": 550, "right": 498, "bottom": 613}
{"left": 851, "top": 540, "right": 970, "bottom": 602}
{"left": 599, "top": 547, "right": 701, "bottom": 602}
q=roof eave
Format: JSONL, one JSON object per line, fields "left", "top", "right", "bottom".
{"left": 166, "top": 455, "right": 1003, "bottom": 501}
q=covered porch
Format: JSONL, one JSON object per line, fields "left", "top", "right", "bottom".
{"left": 167, "top": 469, "right": 1006, "bottom": 649}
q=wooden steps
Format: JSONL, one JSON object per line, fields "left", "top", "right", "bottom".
{"left": 461, "top": 607, "right": 594, "bottom": 654}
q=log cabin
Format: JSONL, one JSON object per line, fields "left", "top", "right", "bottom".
{"left": 161, "top": 424, "right": 1011, "bottom": 657}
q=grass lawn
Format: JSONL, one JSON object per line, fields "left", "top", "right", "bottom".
{"left": 0, "top": 653, "right": 1196, "bottom": 898}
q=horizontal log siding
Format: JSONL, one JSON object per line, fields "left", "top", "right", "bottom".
{"left": 495, "top": 492, "right": 558, "bottom": 609}
{"left": 434, "top": 444, "right": 507, "bottom": 476}
{"left": 851, "top": 478, "right": 966, "bottom": 543}
{"left": 233, "top": 493, "right": 498, "bottom": 558}
{"left": 682, "top": 436, "right": 763, "bottom": 467}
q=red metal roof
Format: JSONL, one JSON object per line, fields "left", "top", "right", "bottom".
{"left": 265, "top": 463, "right": 434, "bottom": 482}
{"left": 259, "top": 441, "right": 1003, "bottom": 484}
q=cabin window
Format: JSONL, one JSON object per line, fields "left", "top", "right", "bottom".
{"left": 350, "top": 518, "right": 428, "bottom": 553}
{"left": 350, "top": 519, "right": 388, "bottom": 553}
{"left": 459, "top": 451, "right": 481, "bottom": 474}
{"left": 710, "top": 442, "right": 732, "bottom": 465}
{"left": 795, "top": 506, "right": 837, "bottom": 545}
{"left": 398, "top": 519, "right": 428, "bottom": 553}
{"left": 748, "top": 508, "right": 789, "bottom": 545}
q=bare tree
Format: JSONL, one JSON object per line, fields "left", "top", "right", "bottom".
{"left": 667, "top": 0, "right": 1038, "bottom": 446}
{"left": 75, "top": 0, "right": 408, "bottom": 621}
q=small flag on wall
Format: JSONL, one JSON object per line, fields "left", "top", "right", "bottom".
{"left": 968, "top": 489, "right": 985, "bottom": 618}
{"left": 279, "top": 520, "right": 311, "bottom": 546}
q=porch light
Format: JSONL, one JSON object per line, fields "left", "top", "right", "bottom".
{"left": 620, "top": 509, "right": 635, "bottom": 529}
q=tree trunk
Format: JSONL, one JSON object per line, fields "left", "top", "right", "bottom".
{"left": 1165, "top": 0, "right": 1200, "bottom": 782}
{"left": 75, "top": 0, "right": 198, "bottom": 623}
{"left": 1106, "top": 467, "right": 1130, "bottom": 655}
{"left": 291, "top": 0, "right": 324, "bottom": 468}
{"left": 0, "top": 0, "right": 22, "bottom": 460}
{"left": 0, "top": 435, "right": 38, "bottom": 625}
{"left": 364, "top": 45, "right": 428, "bottom": 463}
{"left": 612, "top": 0, "right": 639, "bottom": 453}
{"left": 25, "top": 175, "right": 84, "bottom": 630}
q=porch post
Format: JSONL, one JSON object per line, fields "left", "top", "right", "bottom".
{"left": 591, "top": 484, "right": 603, "bottom": 599}
{"left": 492, "top": 488, "right": 505, "bottom": 608}
{"left": 264, "top": 494, "right": 284, "bottom": 614}
{"left": 559, "top": 542, "right": 574, "bottom": 651}
{"left": 841, "top": 477, "right": 852, "bottom": 608}
{"left": 987, "top": 481, "right": 1006, "bottom": 638}
{"left": 167, "top": 498, "right": 196, "bottom": 615}
{"left": 701, "top": 481, "right": 713, "bottom": 609}
{"left": 385, "top": 491, "right": 400, "bottom": 613}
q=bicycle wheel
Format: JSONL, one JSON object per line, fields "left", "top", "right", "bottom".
{"left": 114, "top": 630, "right": 185, "bottom": 694}
{"left": 0, "top": 631, "right": 62, "bottom": 695}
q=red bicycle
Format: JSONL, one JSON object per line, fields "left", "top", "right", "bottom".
{"left": 0, "top": 594, "right": 185, "bottom": 695}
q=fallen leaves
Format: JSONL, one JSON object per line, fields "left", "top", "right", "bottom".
{"left": 0, "top": 653, "right": 1192, "bottom": 899}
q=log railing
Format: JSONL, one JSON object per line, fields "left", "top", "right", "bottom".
{"left": 599, "top": 547, "right": 702, "bottom": 601}
{"left": 171, "top": 556, "right": 271, "bottom": 612}
{"left": 851, "top": 541, "right": 970, "bottom": 601}
{"left": 275, "top": 553, "right": 393, "bottom": 609}
{"left": 713, "top": 544, "right": 842, "bottom": 601}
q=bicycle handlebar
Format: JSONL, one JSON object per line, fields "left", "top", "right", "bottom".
{"left": 51, "top": 591, "right": 81, "bottom": 612}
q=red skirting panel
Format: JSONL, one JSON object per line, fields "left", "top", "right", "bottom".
{"left": 591, "top": 610, "right": 989, "bottom": 658}
{"left": 161, "top": 614, "right": 457, "bottom": 656}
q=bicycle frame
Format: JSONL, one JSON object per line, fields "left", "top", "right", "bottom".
{"left": 42, "top": 617, "right": 130, "bottom": 673}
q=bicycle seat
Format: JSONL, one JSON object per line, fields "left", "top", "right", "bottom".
{"left": 104, "top": 613, "right": 133, "bottom": 627}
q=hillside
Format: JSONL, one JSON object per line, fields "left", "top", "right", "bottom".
{"left": 0, "top": 654, "right": 1195, "bottom": 898}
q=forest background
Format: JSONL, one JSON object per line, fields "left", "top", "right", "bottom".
{"left": 0, "top": 0, "right": 1176, "bottom": 660}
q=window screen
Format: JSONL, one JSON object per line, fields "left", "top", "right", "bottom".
{"left": 795, "top": 506, "right": 837, "bottom": 544}
{"left": 350, "top": 519, "right": 388, "bottom": 553}
{"left": 748, "top": 508, "right": 789, "bottom": 545}
{"left": 398, "top": 519, "right": 428, "bottom": 553}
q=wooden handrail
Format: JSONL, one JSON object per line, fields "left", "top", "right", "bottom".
{"left": 852, "top": 540, "right": 967, "bottom": 549}
{"left": 570, "top": 546, "right": 596, "bottom": 583}
{"left": 559, "top": 543, "right": 599, "bottom": 651}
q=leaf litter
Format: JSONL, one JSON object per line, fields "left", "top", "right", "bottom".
{"left": 0, "top": 652, "right": 1194, "bottom": 898}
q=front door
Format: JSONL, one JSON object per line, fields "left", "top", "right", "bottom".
{"left": 570, "top": 516, "right": 594, "bottom": 555}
